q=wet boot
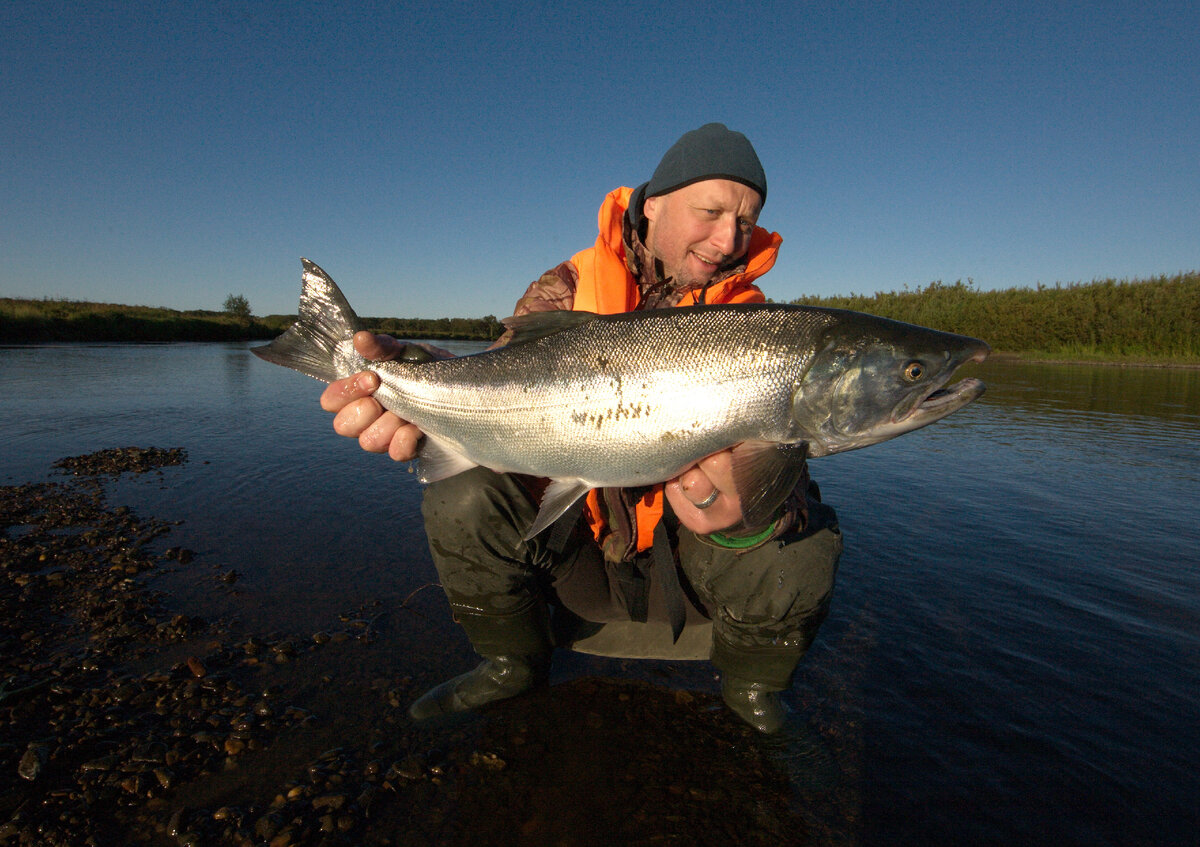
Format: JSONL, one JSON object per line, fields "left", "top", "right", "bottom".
{"left": 711, "top": 632, "right": 802, "bottom": 735}
{"left": 713, "top": 633, "right": 840, "bottom": 789}
{"left": 720, "top": 677, "right": 792, "bottom": 734}
{"left": 408, "top": 604, "right": 552, "bottom": 722}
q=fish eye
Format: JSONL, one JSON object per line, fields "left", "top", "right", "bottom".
{"left": 902, "top": 361, "right": 925, "bottom": 381}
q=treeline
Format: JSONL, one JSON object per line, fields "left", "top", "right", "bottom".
{"left": 789, "top": 271, "right": 1199, "bottom": 363}
{"left": 0, "top": 300, "right": 504, "bottom": 343}
{"left": 5, "top": 272, "right": 1197, "bottom": 362}
{"left": 0, "top": 299, "right": 286, "bottom": 343}
{"left": 359, "top": 314, "right": 503, "bottom": 341}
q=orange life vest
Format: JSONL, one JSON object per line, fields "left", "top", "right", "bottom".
{"left": 571, "top": 186, "right": 783, "bottom": 553}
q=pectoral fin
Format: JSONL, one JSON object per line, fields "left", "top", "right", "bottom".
{"left": 415, "top": 435, "right": 480, "bottom": 484}
{"left": 730, "top": 441, "right": 810, "bottom": 528}
{"left": 524, "top": 479, "right": 592, "bottom": 540}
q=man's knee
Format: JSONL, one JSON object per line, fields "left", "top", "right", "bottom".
{"left": 423, "top": 467, "right": 506, "bottom": 528}
{"left": 681, "top": 507, "right": 843, "bottom": 636}
{"left": 419, "top": 469, "right": 545, "bottom": 604}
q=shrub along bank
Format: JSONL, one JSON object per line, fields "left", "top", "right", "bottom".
{"left": 5, "top": 271, "right": 1197, "bottom": 363}
{"left": 789, "top": 271, "right": 1199, "bottom": 364}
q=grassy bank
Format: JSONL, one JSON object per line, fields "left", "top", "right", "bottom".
{"left": 0, "top": 299, "right": 503, "bottom": 343}
{"left": 789, "top": 271, "right": 1200, "bottom": 365}
{"left": 0, "top": 299, "right": 287, "bottom": 343}
{"left": 5, "top": 271, "right": 1197, "bottom": 363}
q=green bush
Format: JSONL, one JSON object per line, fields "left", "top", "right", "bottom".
{"left": 789, "top": 272, "right": 1199, "bottom": 363}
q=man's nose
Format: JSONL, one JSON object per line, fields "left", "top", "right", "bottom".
{"left": 708, "top": 218, "right": 738, "bottom": 256}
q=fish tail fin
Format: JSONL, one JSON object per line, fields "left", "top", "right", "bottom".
{"left": 252, "top": 259, "right": 367, "bottom": 383}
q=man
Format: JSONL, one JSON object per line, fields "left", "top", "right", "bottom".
{"left": 320, "top": 124, "right": 842, "bottom": 734}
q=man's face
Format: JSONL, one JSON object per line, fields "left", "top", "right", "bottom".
{"left": 642, "top": 179, "right": 763, "bottom": 289}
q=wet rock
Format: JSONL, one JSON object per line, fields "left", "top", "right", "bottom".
{"left": 52, "top": 446, "right": 187, "bottom": 476}
{"left": 80, "top": 753, "right": 120, "bottom": 772}
{"left": 311, "top": 792, "right": 348, "bottom": 812}
{"left": 254, "top": 812, "right": 283, "bottom": 841}
{"left": 470, "top": 750, "right": 507, "bottom": 771}
{"left": 269, "top": 828, "right": 298, "bottom": 847}
{"left": 17, "top": 742, "right": 49, "bottom": 781}
{"left": 167, "top": 808, "right": 186, "bottom": 837}
{"left": 387, "top": 754, "right": 426, "bottom": 781}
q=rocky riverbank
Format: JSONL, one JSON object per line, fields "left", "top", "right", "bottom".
{"left": 0, "top": 448, "right": 829, "bottom": 846}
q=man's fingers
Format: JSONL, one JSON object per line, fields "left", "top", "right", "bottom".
{"left": 665, "top": 478, "right": 743, "bottom": 534}
{"left": 677, "top": 465, "right": 718, "bottom": 507}
{"left": 353, "top": 331, "right": 403, "bottom": 361}
{"left": 677, "top": 450, "right": 740, "bottom": 510}
{"left": 332, "top": 397, "right": 385, "bottom": 438}
{"left": 320, "top": 371, "right": 380, "bottom": 413}
{"left": 358, "top": 410, "right": 403, "bottom": 454}
{"left": 387, "top": 423, "right": 423, "bottom": 462}
{"left": 666, "top": 448, "right": 746, "bottom": 534}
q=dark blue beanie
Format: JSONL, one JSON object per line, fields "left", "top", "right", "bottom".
{"left": 646, "top": 123, "right": 767, "bottom": 202}
{"left": 626, "top": 123, "right": 766, "bottom": 232}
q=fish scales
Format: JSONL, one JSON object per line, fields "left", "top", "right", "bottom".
{"left": 254, "top": 259, "right": 989, "bottom": 537}
{"left": 372, "top": 307, "right": 836, "bottom": 487}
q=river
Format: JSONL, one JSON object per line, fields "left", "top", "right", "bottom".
{"left": 2, "top": 342, "right": 1197, "bottom": 846}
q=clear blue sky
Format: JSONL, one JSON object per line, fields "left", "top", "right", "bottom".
{"left": 4, "top": 0, "right": 1197, "bottom": 319}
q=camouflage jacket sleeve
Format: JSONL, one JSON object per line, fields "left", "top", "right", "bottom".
{"left": 489, "top": 261, "right": 579, "bottom": 349}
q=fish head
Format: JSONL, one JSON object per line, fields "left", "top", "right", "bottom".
{"left": 791, "top": 310, "right": 990, "bottom": 456}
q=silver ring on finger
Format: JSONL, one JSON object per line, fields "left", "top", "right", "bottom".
{"left": 693, "top": 489, "right": 720, "bottom": 510}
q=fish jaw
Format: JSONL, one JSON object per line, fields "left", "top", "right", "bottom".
{"left": 794, "top": 318, "right": 991, "bottom": 457}
{"left": 859, "top": 374, "right": 988, "bottom": 447}
{"left": 883, "top": 339, "right": 989, "bottom": 430}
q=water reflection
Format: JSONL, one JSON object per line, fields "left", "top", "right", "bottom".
{"left": 975, "top": 358, "right": 1200, "bottom": 422}
{"left": 1, "top": 343, "right": 1197, "bottom": 847}
{"left": 223, "top": 341, "right": 253, "bottom": 395}
{"left": 962, "top": 360, "right": 1200, "bottom": 483}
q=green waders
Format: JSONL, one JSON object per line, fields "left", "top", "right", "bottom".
{"left": 411, "top": 466, "right": 842, "bottom": 733}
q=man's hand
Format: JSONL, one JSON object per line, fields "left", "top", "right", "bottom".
{"left": 319, "top": 331, "right": 424, "bottom": 461}
{"left": 664, "top": 448, "right": 744, "bottom": 534}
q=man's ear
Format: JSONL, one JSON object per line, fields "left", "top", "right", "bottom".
{"left": 641, "top": 193, "right": 660, "bottom": 222}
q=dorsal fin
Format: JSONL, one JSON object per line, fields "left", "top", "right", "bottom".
{"left": 502, "top": 310, "right": 599, "bottom": 346}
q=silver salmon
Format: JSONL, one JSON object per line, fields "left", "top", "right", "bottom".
{"left": 254, "top": 260, "right": 989, "bottom": 537}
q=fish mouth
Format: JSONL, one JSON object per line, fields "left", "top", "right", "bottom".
{"left": 901, "top": 344, "right": 989, "bottom": 424}
{"left": 911, "top": 377, "right": 987, "bottom": 418}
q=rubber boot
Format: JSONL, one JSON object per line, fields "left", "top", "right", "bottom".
{"left": 408, "top": 603, "right": 552, "bottom": 721}
{"left": 720, "top": 676, "right": 792, "bottom": 734}
{"left": 711, "top": 632, "right": 802, "bottom": 735}
{"left": 713, "top": 632, "right": 840, "bottom": 789}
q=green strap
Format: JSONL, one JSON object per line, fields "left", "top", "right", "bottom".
{"left": 706, "top": 518, "right": 779, "bottom": 550}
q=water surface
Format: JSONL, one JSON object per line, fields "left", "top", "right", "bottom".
{"left": 3, "top": 344, "right": 1197, "bottom": 846}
